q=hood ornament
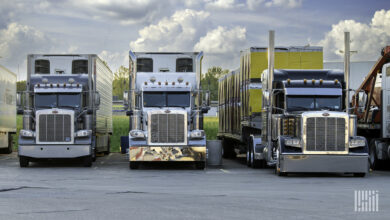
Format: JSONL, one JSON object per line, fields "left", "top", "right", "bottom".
{"left": 322, "top": 112, "right": 330, "bottom": 116}
{"left": 165, "top": 109, "right": 171, "bottom": 113}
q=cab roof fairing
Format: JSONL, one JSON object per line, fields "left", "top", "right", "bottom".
{"left": 135, "top": 72, "right": 197, "bottom": 90}
{"left": 29, "top": 75, "right": 89, "bottom": 91}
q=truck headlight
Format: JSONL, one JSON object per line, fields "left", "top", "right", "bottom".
{"left": 190, "top": 130, "right": 205, "bottom": 139}
{"left": 284, "top": 138, "right": 302, "bottom": 148}
{"left": 130, "top": 130, "right": 145, "bottom": 139}
{"left": 75, "top": 130, "right": 91, "bottom": 137}
{"left": 350, "top": 137, "right": 366, "bottom": 148}
{"left": 20, "top": 129, "right": 35, "bottom": 138}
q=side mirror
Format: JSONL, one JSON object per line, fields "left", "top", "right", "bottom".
{"left": 126, "top": 110, "right": 134, "bottom": 116}
{"left": 204, "top": 91, "right": 211, "bottom": 106}
{"left": 95, "top": 92, "right": 101, "bottom": 107}
{"left": 201, "top": 106, "right": 210, "bottom": 114}
{"left": 123, "top": 91, "right": 129, "bottom": 107}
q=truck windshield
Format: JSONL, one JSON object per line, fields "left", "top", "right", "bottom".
{"left": 287, "top": 95, "right": 341, "bottom": 111}
{"left": 144, "top": 92, "right": 190, "bottom": 107}
{"left": 35, "top": 93, "right": 81, "bottom": 108}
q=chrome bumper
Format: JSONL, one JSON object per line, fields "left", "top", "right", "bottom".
{"left": 129, "top": 146, "right": 206, "bottom": 162}
{"left": 18, "top": 144, "right": 91, "bottom": 158}
{"left": 279, "top": 154, "right": 368, "bottom": 173}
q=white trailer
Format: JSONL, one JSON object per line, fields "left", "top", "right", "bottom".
{"left": 0, "top": 65, "right": 17, "bottom": 154}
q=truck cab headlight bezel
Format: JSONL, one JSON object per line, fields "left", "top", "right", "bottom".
{"left": 189, "top": 130, "right": 205, "bottom": 139}
{"left": 130, "top": 130, "right": 146, "bottom": 139}
{"left": 284, "top": 137, "right": 302, "bottom": 148}
{"left": 20, "top": 129, "right": 35, "bottom": 138}
{"left": 350, "top": 137, "right": 366, "bottom": 148}
{"left": 75, "top": 130, "right": 91, "bottom": 137}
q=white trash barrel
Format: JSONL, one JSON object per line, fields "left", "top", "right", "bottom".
{"left": 207, "top": 140, "right": 222, "bottom": 166}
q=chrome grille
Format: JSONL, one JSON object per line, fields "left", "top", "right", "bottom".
{"left": 38, "top": 114, "right": 72, "bottom": 142}
{"left": 306, "top": 117, "right": 346, "bottom": 152}
{"left": 150, "top": 114, "right": 185, "bottom": 143}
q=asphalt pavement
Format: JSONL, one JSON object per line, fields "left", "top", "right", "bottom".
{"left": 0, "top": 152, "right": 389, "bottom": 220}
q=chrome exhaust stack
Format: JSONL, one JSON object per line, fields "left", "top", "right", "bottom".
{"left": 267, "top": 30, "right": 275, "bottom": 162}
{"left": 344, "top": 32, "right": 350, "bottom": 113}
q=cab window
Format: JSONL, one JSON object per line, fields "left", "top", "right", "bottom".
{"left": 72, "top": 60, "right": 88, "bottom": 74}
{"left": 137, "top": 58, "right": 153, "bottom": 72}
{"left": 35, "top": 59, "right": 50, "bottom": 74}
{"left": 176, "top": 58, "right": 193, "bottom": 72}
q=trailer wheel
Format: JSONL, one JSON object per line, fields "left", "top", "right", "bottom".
{"left": 129, "top": 161, "right": 140, "bottom": 169}
{"left": 195, "top": 161, "right": 206, "bottom": 170}
{"left": 83, "top": 156, "right": 92, "bottom": 167}
{"left": 19, "top": 156, "right": 29, "bottom": 167}
{"left": 369, "top": 140, "right": 382, "bottom": 170}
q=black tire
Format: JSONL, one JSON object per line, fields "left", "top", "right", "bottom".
{"left": 92, "top": 147, "right": 96, "bottom": 162}
{"left": 129, "top": 161, "right": 140, "bottom": 169}
{"left": 195, "top": 161, "right": 206, "bottom": 170}
{"left": 19, "top": 156, "right": 29, "bottom": 167}
{"left": 104, "top": 136, "right": 111, "bottom": 155}
{"left": 369, "top": 140, "right": 382, "bottom": 170}
{"left": 83, "top": 156, "right": 92, "bottom": 167}
{"left": 353, "top": 173, "right": 366, "bottom": 177}
{"left": 222, "top": 139, "right": 236, "bottom": 159}
{"left": 246, "top": 146, "right": 252, "bottom": 167}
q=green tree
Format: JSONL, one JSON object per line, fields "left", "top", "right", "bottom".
{"left": 112, "top": 66, "right": 128, "bottom": 100}
{"left": 201, "top": 66, "right": 229, "bottom": 101}
{"left": 17, "top": 80, "right": 26, "bottom": 92}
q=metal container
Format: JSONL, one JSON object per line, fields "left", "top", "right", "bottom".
{"left": 206, "top": 140, "right": 222, "bottom": 166}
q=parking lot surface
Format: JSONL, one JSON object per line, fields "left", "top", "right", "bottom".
{"left": 0, "top": 153, "right": 389, "bottom": 220}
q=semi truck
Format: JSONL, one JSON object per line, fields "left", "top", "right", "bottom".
{"left": 352, "top": 46, "right": 390, "bottom": 169}
{"left": 18, "top": 54, "right": 113, "bottom": 167}
{"left": 218, "top": 31, "right": 369, "bottom": 176}
{"left": 124, "top": 51, "right": 209, "bottom": 169}
{"left": 0, "top": 65, "right": 17, "bottom": 154}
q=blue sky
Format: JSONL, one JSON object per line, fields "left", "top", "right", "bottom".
{"left": 0, "top": 0, "right": 389, "bottom": 80}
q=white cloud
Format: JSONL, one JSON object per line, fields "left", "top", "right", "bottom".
{"left": 99, "top": 50, "right": 128, "bottom": 72}
{"left": 247, "top": 0, "right": 265, "bottom": 10}
{"left": 66, "top": 0, "right": 178, "bottom": 25}
{"left": 195, "top": 26, "right": 247, "bottom": 71}
{"left": 320, "top": 9, "right": 390, "bottom": 61}
{"left": 194, "top": 26, "right": 246, "bottom": 54}
{"left": 130, "top": 9, "right": 210, "bottom": 51}
{"left": 0, "top": 22, "right": 54, "bottom": 77}
{"left": 265, "top": 0, "right": 302, "bottom": 8}
{"left": 205, "top": 0, "right": 237, "bottom": 10}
